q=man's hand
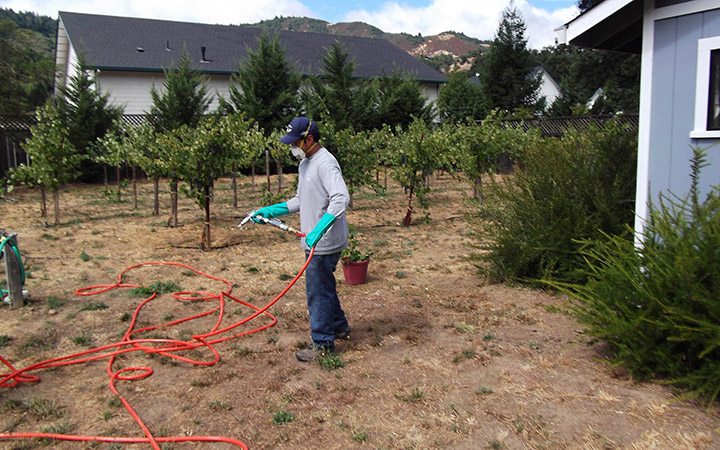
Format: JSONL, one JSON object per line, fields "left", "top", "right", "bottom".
{"left": 305, "top": 213, "right": 336, "bottom": 247}
{"left": 252, "top": 203, "right": 289, "bottom": 223}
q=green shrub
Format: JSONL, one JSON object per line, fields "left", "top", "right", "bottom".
{"left": 475, "top": 120, "right": 637, "bottom": 285}
{"left": 563, "top": 147, "right": 720, "bottom": 403}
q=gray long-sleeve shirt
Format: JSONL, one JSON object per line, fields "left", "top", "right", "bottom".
{"left": 285, "top": 147, "right": 350, "bottom": 255}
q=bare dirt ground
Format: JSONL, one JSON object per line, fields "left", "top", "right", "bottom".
{"left": 0, "top": 174, "right": 718, "bottom": 450}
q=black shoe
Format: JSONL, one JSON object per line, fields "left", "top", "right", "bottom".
{"left": 335, "top": 327, "right": 351, "bottom": 341}
{"left": 295, "top": 345, "right": 333, "bottom": 362}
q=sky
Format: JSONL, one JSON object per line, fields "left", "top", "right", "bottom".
{"left": 0, "top": 0, "right": 580, "bottom": 49}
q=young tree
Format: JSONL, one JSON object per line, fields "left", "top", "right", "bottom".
{"left": 479, "top": 6, "right": 541, "bottom": 114}
{"left": 147, "top": 50, "right": 213, "bottom": 226}
{"left": 14, "top": 102, "right": 83, "bottom": 225}
{"left": 437, "top": 71, "right": 487, "bottom": 123}
{"left": 55, "top": 54, "right": 124, "bottom": 181}
{"left": 219, "top": 30, "right": 300, "bottom": 135}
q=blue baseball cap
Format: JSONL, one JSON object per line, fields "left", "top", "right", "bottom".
{"left": 279, "top": 117, "right": 319, "bottom": 144}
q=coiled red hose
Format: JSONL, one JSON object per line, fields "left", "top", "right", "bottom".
{"left": 0, "top": 247, "right": 315, "bottom": 449}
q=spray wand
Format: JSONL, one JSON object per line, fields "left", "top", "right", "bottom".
{"left": 238, "top": 211, "right": 305, "bottom": 237}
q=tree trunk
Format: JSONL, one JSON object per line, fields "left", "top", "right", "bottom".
{"left": 153, "top": 177, "right": 160, "bottom": 216}
{"left": 132, "top": 166, "right": 137, "bottom": 209}
{"left": 116, "top": 166, "right": 122, "bottom": 202}
{"left": 103, "top": 166, "right": 108, "bottom": 187}
{"left": 402, "top": 184, "right": 414, "bottom": 227}
{"left": 265, "top": 149, "right": 271, "bottom": 192}
{"left": 40, "top": 185, "right": 47, "bottom": 218}
{"left": 474, "top": 175, "right": 484, "bottom": 205}
{"left": 53, "top": 187, "right": 60, "bottom": 226}
{"left": 231, "top": 167, "right": 238, "bottom": 208}
{"left": 251, "top": 162, "right": 256, "bottom": 191}
{"left": 168, "top": 178, "right": 178, "bottom": 227}
{"left": 277, "top": 160, "right": 283, "bottom": 193}
{"left": 201, "top": 185, "right": 211, "bottom": 251}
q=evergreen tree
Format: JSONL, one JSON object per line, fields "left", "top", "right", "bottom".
{"left": 437, "top": 71, "right": 487, "bottom": 123}
{"left": 375, "top": 72, "right": 434, "bottom": 130}
{"left": 479, "top": 6, "right": 541, "bottom": 114}
{"left": 219, "top": 30, "right": 299, "bottom": 136}
{"left": 55, "top": 54, "right": 124, "bottom": 180}
{"left": 147, "top": 50, "right": 212, "bottom": 132}
{"left": 305, "top": 41, "right": 377, "bottom": 131}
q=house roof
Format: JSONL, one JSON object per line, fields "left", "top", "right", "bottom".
{"left": 554, "top": 0, "right": 642, "bottom": 53}
{"left": 57, "top": 11, "right": 446, "bottom": 84}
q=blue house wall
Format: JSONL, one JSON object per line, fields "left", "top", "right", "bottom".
{"left": 650, "top": 8, "right": 720, "bottom": 203}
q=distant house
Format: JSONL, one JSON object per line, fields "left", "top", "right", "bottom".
{"left": 556, "top": 0, "right": 720, "bottom": 239}
{"left": 55, "top": 11, "right": 446, "bottom": 115}
{"left": 532, "top": 66, "right": 561, "bottom": 108}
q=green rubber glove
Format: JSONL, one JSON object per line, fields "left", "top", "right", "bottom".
{"left": 305, "top": 213, "right": 336, "bottom": 247}
{"left": 252, "top": 202, "right": 289, "bottom": 223}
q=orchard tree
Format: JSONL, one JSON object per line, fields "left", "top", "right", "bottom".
{"left": 14, "top": 102, "right": 82, "bottom": 225}
{"left": 387, "top": 119, "right": 446, "bottom": 226}
{"left": 147, "top": 50, "right": 212, "bottom": 226}
{"left": 479, "top": 6, "right": 541, "bottom": 114}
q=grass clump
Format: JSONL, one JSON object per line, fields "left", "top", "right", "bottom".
{"left": 129, "top": 281, "right": 181, "bottom": 297}
{"left": 561, "top": 147, "right": 720, "bottom": 404}
{"left": 476, "top": 120, "right": 637, "bottom": 285}
{"left": 272, "top": 408, "right": 294, "bottom": 425}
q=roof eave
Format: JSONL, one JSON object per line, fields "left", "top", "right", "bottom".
{"left": 555, "top": 0, "right": 643, "bottom": 54}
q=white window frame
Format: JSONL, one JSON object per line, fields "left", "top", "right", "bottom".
{"left": 691, "top": 36, "right": 720, "bottom": 138}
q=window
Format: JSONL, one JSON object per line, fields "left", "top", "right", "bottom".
{"left": 691, "top": 36, "right": 720, "bottom": 138}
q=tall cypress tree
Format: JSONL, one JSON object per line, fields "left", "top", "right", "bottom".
{"left": 147, "top": 50, "right": 212, "bottom": 132}
{"left": 479, "top": 6, "right": 541, "bottom": 115}
{"left": 220, "top": 30, "right": 299, "bottom": 136}
{"left": 55, "top": 54, "right": 123, "bottom": 181}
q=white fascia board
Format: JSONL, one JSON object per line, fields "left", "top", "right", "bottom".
{"left": 556, "top": 0, "right": 636, "bottom": 44}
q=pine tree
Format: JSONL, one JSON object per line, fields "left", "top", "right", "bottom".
{"left": 479, "top": 6, "right": 541, "bottom": 114}
{"left": 306, "top": 41, "right": 377, "bottom": 131}
{"left": 54, "top": 54, "right": 123, "bottom": 180}
{"left": 147, "top": 50, "right": 212, "bottom": 132}
{"left": 375, "top": 73, "right": 433, "bottom": 130}
{"left": 437, "top": 71, "right": 487, "bottom": 123}
{"left": 219, "top": 30, "right": 299, "bottom": 136}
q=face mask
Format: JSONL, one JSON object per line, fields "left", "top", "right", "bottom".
{"left": 291, "top": 145, "right": 305, "bottom": 159}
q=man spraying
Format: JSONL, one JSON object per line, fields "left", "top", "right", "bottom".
{"left": 250, "top": 117, "right": 351, "bottom": 362}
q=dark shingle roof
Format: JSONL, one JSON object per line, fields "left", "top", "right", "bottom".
{"left": 58, "top": 11, "right": 446, "bottom": 83}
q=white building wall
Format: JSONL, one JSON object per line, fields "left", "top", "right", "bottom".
{"left": 96, "top": 71, "right": 232, "bottom": 114}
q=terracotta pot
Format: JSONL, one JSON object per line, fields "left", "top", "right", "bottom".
{"left": 341, "top": 257, "right": 369, "bottom": 285}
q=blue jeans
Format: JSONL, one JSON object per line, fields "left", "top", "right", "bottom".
{"left": 305, "top": 251, "right": 348, "bottom": 351}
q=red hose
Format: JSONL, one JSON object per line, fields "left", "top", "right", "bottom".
{"left": 0, "top": 247, "right": 315, "bottom": 449}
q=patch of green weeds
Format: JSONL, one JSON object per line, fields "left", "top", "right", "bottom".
{"left": 272, "top": 409, "right": 294, "bottom": 425}
{"left": 453, "top": 349, "right": 477, "bottom": 363}
{"left": 79, "top": 251, "right": 91, "bottom": 262}
{"left": 0, "top": 335, "right": 9, "bottom": 348}
{"left": 207, "top": 400, "right": 232, "bottom": 411}
{"left": 40, "top": 233, "right": 58, "bottom": 241}
{"left": 71, "top": 333, "right": 92, "bottom": 346}
{"left": 319, "top": 352, "right": 345, "bottom": 371}
{"left": 483, "top": 333, "right": 495, "bottom": 341}
{"left": 451, "top": 322, "right": 476, "bottom": 334}
{"left": 278, "top": 273, "right": 294, "bottom": 281}
{"left": 46, "top": 296, "right": 65, "bottom": 309}
{"left": 476, "top": 386, "right": 494, "bottom": 395}
{"left": 120, "top": 312, "right": 131, "bottom": 322}
{"left": 129, "top": 281, "right": 181, "bottom": 297}
{"left": 38, "top": 422, "right": 73, "bottom": 445}
{"left": 395, "top": 271, "right": 407, "bottom": 279}
{"left": 396, "top": 387, "right": 425, "bottom": 403}
{"left": 351, "top": 429, "right": 368, "bottom": 443}
{"left": 80, "top": 302, "right": 108, "bottom": 311}
{"left": 23, "top": 398, "right": 66, "bottom": 419}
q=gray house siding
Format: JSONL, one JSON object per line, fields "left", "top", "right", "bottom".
{"left": 649, "top": 8, "right": 720, "bottom": 204}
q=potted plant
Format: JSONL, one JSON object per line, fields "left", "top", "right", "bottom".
{"left": 341, "top": 232, "right": 373, "bottom": 285}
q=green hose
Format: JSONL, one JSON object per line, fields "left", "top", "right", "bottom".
{"left": 0, "top": 235, "right": 25, "bottom": 297}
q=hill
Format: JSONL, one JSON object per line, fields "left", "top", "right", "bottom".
{"left": 253, "top": 16, "right": 490, "bottom": 72}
